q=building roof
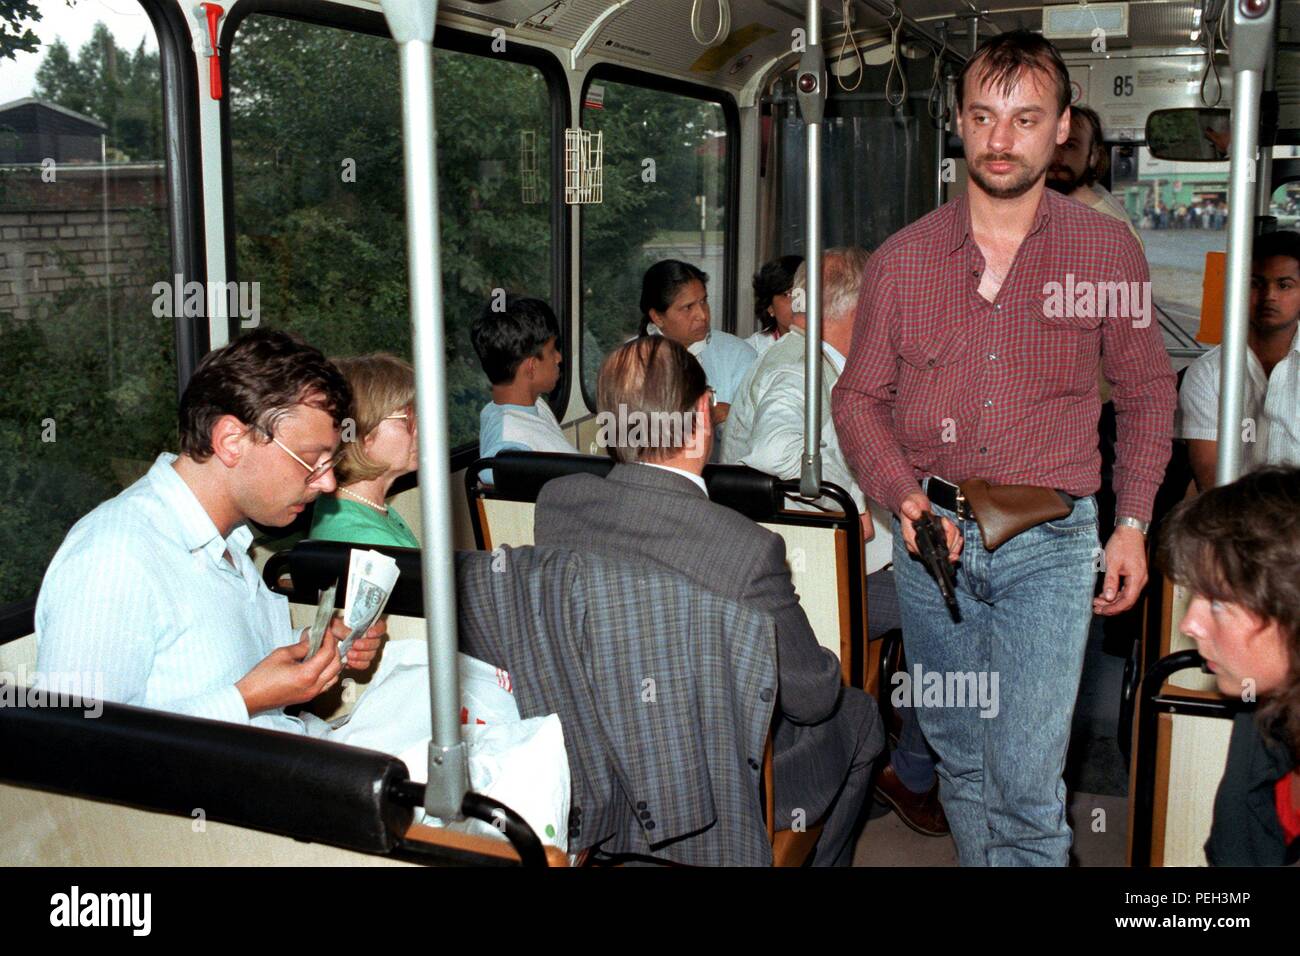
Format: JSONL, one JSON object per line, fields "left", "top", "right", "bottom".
{"left": 0, "top": 97, "right": 107, "bottom": 132}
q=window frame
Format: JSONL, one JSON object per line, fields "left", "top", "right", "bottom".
{"left": 219, "top": 2, "right": 571, "bottom": 468}
{"left": 576, "top": 63, "right": 741, "bottom": 414}
{"left": 0, "top": 0, "right": 201, "bottom": 622}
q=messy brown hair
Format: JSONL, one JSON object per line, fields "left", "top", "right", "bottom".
{"left": 1159, "top": 467, "right": 1300, "bottom": 759}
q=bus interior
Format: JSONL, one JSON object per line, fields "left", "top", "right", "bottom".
{"left": 1, "top": 0, "right": 1298, "bottom": 868}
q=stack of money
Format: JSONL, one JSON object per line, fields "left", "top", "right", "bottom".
{"left": 305, "top": 549, "right": 400, "bottom": 659}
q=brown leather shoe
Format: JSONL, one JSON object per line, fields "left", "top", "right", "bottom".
{"left": 873, "top": 764, "right": 950, "bottom": 837}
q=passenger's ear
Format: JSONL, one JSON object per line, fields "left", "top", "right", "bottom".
{"left": 210, "top": 414, "right": 249, "bottom": 469}
{"left": 1055, "top": 108, "right": 1072, "bottom": 146}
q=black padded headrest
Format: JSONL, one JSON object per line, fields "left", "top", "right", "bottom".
{"left": 276, "top": 539, "right": 425, "bottom": 619}
{"left": 0, "top": 693, "right": 412, "bottom": 854}
{"left": 482, "top": 451, "right": 613, "bottom": 501}
{"left": 474, "top": 451, "right": 783, "bottom": 523}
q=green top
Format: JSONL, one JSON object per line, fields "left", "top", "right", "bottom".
{"left": 309, "top": 495, "right": 420, "bottom": 548}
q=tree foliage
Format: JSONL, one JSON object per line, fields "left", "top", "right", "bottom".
{"left": 0, "top": 0, "right": 42, "bottom": 62}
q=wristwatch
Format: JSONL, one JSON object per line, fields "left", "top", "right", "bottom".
{"left": 1115, "top": 516, "right": 1150, "bottom": 536}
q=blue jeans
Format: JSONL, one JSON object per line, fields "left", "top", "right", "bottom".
{"left": 891, "top": 492, "right": 1098, "bottom": 866}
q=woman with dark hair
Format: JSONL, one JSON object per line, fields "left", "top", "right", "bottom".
{"left": 747, "top": 254, "right": 803, "bottom": 358}
{"left": 639, "top": 259, "right": 756, "bottom": 423}
{"left": 1160, "top": 466, "right": 1300, "bottom": 865}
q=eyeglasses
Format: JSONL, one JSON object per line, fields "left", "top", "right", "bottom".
{"left": 382, "top": 409, "right": 417, "bottom": 433}
{"left": 256, "top": 427, "right": 344, "bottom": 483}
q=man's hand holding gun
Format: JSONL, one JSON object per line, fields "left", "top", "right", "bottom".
{"left": 900, "top": 492, "right": 962, "bottom": 620}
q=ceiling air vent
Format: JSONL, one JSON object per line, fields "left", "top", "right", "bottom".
{"left": 1042, "top": 2, "right": 1130, "bottom": 40}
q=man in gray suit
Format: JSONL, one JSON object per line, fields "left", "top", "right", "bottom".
{"left": 535, "top": 336, "right": 884, "bottom": 865}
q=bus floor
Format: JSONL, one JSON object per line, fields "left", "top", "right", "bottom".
{"left": 852, "top": 616, "right": 1130, "bottom": 866}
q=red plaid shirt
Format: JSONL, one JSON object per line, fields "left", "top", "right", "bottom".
{"left": 832, "top": 188, "right": 1176, "bottom": 522}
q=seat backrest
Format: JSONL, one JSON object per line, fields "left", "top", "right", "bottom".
{"left": 0, "top": 693, "right": 413, "bottom": 855}
{"left": 466, "top": 453, "right": 866, "bottom": 686}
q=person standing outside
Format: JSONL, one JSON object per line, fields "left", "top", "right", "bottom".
{"left": 832, "top": 30, "right": 1176, "bottom": 866}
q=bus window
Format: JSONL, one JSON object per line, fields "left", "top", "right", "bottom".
{"left": 0, "top": 4, "right": 175, "bottom": 607}
{"left": 229, "top": 15, "right": 555, "bottom": 449}
{"left": 579, "top": 79, "right": 730, "bottom": 404}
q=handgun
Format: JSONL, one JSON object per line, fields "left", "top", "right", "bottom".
{"left": 912, "top": 511, "right": 960, "bottom": 619}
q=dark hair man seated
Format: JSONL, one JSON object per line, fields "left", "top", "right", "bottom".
{"left": 35, "top": 330, "right": 386, "bottom": 733}
{"left": 470, "top": 295, "right": 573, "bottom": 482}
{"left": 1177, "top": 231, "right": 1300, "bottom": 491}
{"left": 534, "top": 336, "right": 884, "bottom": 866}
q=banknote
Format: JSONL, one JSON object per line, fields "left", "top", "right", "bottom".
{"left": 340, "top": 550, "right": 399, "bottom": 661}
{"left": 306, "top": 582, "right": 338, "bottom": 657}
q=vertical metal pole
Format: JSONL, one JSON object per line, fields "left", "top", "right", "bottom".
{"left": 933, "top": 24, "right": 948, "bottom": 211}
{"left": 1255, "top": 53, "right": 1275, "bottom": 216}
{"left": 379, "top": 0, "right": 468, "bottom": 820}
{"left": 967, "top": 13, "right": 979, "bottom": 55}
{"left": 797, "top": 0, "right": 825, "bottom": 498}
{"left": 1216, "top": 0, "right": 1276, "bottom": 486}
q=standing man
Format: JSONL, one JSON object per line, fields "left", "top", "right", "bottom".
{"left": 832, "top": 30, "right": 1176, "bottom": 865}
{"left": 1045, "top": 103, "right": 1142, "bottom": 245}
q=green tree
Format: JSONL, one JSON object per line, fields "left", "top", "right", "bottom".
{"left": 0, "top": 0, "right": 42, "bottom": 61}
{"left": 35, "top": 23, "right": 161, "bottom": 160}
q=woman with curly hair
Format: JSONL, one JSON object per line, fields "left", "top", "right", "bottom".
{"left": 1160, "top": 466, "right": 1300, "bottom": 865}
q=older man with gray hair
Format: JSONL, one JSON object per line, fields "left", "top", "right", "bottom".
{"left": 724, "top": 247, "right": 948, "bottom": 837}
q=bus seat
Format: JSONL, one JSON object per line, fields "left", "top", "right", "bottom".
{"left": 0, "top": 694, "right": 413, "bottom": 856}
{"left": 466, "top": 453, "right": 868, "bottom": 687}
{"left": 0, "top": 596, "right": 37, "bottom": 688}
{"left": 762, "top": 726, "right": 824, "bottom": 866}
{"left": 1127, "top": 647, "right": 1237, "bottom": 867}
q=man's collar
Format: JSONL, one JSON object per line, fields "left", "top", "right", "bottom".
{"left": 785, "top": 325, "right": 846, "bottom": 371}
{"left": 946, "top": 188, "right": 1053, "bottom": 256}
{"left": 639, "top": 462, "right": 709, "bottom": 496}
{"left": 148, "top": 453, "right": 254, "bottom": 560}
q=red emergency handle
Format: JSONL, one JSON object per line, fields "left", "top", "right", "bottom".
{"left": 201, "top": 3, "right": 224, "bottom": 100}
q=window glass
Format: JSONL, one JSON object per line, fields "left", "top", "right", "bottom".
{"left": 1115, "top": 144, "right": 1299, "bottom": 355}
{"left": 580, "top": 81, "right": 729, "bottom": 398}
{"left": 229, "top": 16, "right": 555, "bottom": 448}
{"left": 0, "top": 4, "right": 174, "bottom": 606}
{"left": 1269, "top": 147, "right": 1300, "bottom": 226}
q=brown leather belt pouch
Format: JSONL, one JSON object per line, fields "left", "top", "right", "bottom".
{"left": 958, "top": 478, "right": 1073, "bottom": 551}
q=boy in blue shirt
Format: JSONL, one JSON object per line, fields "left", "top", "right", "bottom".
{"left": 471, "top": 296, "right": 573, "bottom": 482}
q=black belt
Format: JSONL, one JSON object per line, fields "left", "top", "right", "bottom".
{"left": 923, "top": 476, "right": 971, "bottom": 519}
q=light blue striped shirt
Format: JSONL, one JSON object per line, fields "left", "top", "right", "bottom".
{"left": 35, "top": 453, "right": 306, "bottom": 733}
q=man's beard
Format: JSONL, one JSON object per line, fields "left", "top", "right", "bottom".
{"left": 968, "top": 152, "right": 1050, "bottom": 200}
{"left": 1046, "top": 163, "right": 1093, "bottom": 195}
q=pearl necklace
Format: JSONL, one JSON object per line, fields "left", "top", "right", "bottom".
{"left": 340, "top": 487, "right": 388, "bottom": 514}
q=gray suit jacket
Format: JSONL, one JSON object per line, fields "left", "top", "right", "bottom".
{"left": 535, "top": 463, "right": 842, "bottom": 724}
{"left": 456, "top": 546, "right": 778, "bottom": 866}
{"left": 535, "top": 463, "right": 875, "bottom": 830}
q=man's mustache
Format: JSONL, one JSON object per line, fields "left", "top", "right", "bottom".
{"left": 978, "top": 153, "right": 1023, "bottom": 165}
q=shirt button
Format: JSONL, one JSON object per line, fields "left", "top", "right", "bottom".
{"left": 983, "top": 399, "right": 993, "bottom": 408}
{"left": 988, "top": 353, "right": 997, "bottom": 361}
{"left": 748, "top": 758, "right": 760, "bottom": 770}
{"left": 979, "top": 446, "right": 988, "bottom": 453}
{"left": 760, "top": 688, "right": 773, "bottom": 702}
{"left": 994, "top": 303, "right": 1002, "bottom": 311}
{"left": 644, "top": 820, "right": 656, "bottom": 831}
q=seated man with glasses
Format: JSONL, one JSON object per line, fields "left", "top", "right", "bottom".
{"left": 35, "top": 329, "right": 385, "bottom": 734}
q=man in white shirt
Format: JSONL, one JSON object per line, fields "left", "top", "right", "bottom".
{"left": 36, "top": 330, "right": 385, "bottom": 733}
{"left": 1178, "top": 230, "right": 1300, "bottom": 491}
{"left": 1046, "top": 103, "right": 1142, "bottom": 246}
{"left": 723, "top": 248, "right": 946, "bottom": 837}
{"left": 724, "top": 247, "right": 893, "bottom": 573}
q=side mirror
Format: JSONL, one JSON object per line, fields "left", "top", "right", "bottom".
{"left": 1144, "top": 108, "right": 1232, "bottom": 161}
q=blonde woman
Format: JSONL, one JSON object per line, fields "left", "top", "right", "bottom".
{"left": 309, "top": 354, "right": 420, "bottom": 548}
